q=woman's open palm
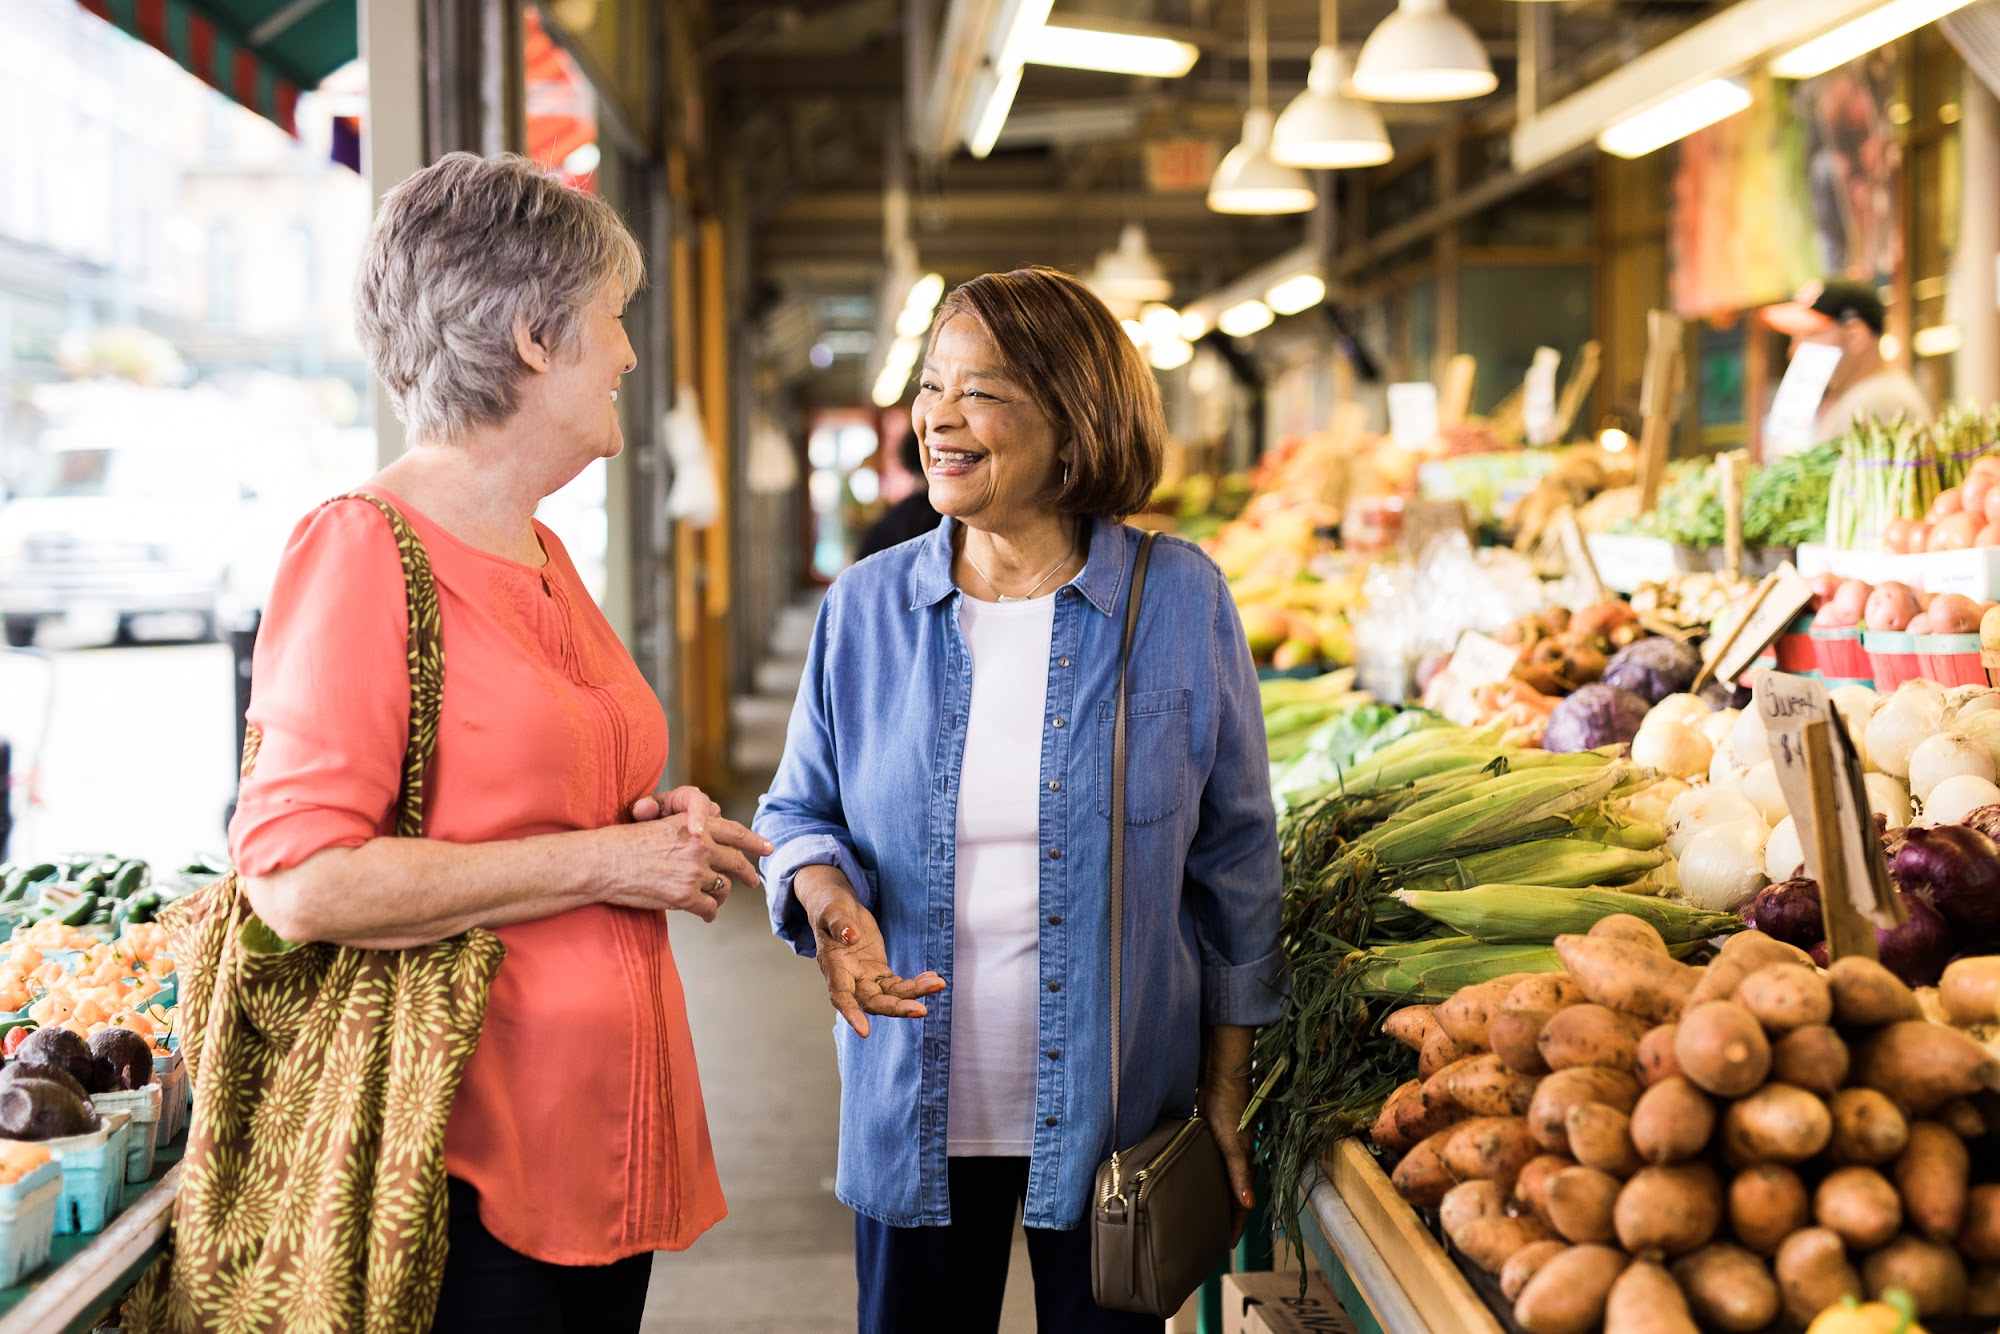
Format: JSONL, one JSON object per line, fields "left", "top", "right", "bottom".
{"left": 811, "top": 894, "right": 945, "bottom": 1038}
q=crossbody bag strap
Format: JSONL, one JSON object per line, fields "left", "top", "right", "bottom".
{"left": 1109, "top": 529, "right": 1158, "bottom": 1157}
{"left": 336, "top": 492, "right": 445, "bottom": 838}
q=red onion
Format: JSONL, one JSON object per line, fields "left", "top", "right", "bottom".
{"left": 1807, "top": 890, "right": 1953, "bottom": 986}
{"left": 1891, "top": 824, "right": 2000, "bottom": 939}
{"left": 1742, "top": 878, "right": 1825, "bottom": 950}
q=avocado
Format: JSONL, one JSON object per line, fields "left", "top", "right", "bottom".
{"left": 86, "top": 1029, "right": 154, "bottom": 1092}
{"left": 13, "top": 1028, "right": 95, "bottom": 1092}
{"left": 0, "top": 1060, "right": 89, "bottom": 1102}
{"left": 0, "top": 1077, "right": 99, "bottom": 1140}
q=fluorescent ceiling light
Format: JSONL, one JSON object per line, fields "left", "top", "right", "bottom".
{"left": 964, "top": 0, "right": 1056, "bottom": 158}
{"left": 1272, "top": 47, "right": 1394, "bottom": 169}
{"left": 1025, "top": 22, "right": 1199, "bottom": 77}
{"left": 895, "top": 271, "right": 946, "bottom": 337}
{"left": 1208, "top": 109, "right": 1317, "bottom": 215}
{"left": 1772, "top": 0, "right": 1979, "bottom": 80}
{"left": 1090, "top": 224, "right": 1174, "bottom": 306}
{"left": 1140, "top": 303, "right": 1184, "bottom": 344}
{"left": 1180, "top": 309, "right": 1211, "bottom": 340}
{"left": 871, "top": 335, "right": 923, "bottom": 407}
{"left": 1149, "top": 337, "right": 1194, "bottom": 371}
{"left": 1598, "top": 78, "right": 1751, "bottom": 158}
{"left": 1218, "top": 299, "right": 1275, "bottom": 337}
{"left": 1351, "top": 0, "right": 1497, "bottom": 104}
{"left": 966, "top": 65, "right": 1025, "bottom": 158}
{"left": 1267, "top": 272, "right": 1327, "bottom": 316}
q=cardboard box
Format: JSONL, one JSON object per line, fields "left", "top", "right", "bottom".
{"left": 1222, "top": 1270, "right": 1356, "bottom": 1334}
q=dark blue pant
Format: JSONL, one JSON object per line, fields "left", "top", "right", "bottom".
{"left": 430, "top": 1178, "right": 652, "bottom": 1334}
{"left": 855, "top": 1157, "right": 1163, "bottom": 1334}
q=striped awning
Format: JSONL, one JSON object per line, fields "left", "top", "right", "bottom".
{"left": 76, "top": 0, "right": 357, "bottom": 136}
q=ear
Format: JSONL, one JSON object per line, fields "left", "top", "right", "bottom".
{"left": 514, "top": 318, "right": 552, "bottom": 374}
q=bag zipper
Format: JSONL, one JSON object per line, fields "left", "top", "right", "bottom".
{"left": 1128, "top": 1114, "right": 1207, "bottom": 1200}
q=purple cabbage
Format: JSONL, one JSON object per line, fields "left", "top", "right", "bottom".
{"left": 1601, "top": 637, "right": 1702, "bottom": 705}
{"left": 1542, "top": 684, "right": 1651, "bottom": 754}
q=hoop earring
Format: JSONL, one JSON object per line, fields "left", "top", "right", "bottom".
{"left": 1061, "top": 463, "right": 1071, "bottom": 487}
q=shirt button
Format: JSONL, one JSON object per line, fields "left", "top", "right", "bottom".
{"left": 1052, "top": 717, "right": 1065, "bottom": 728}
{"left": 1049, "top": 848, "right": 1062, "bottom": 859}
{"left": 1046, "top": 1116, "right": 1060, "bottom": 1127}
{"left": 1048, "top": 981, "right": 1061, "bottom": 993}
{"left": 1058, "top": 657, "right": 1071, "bottom": 668}
{"left": 1048, "top": 781, "right": 1061, "bottom": 791}
{"left": 1048, "top": 915, "right": 1062, "bottom": 926}
{"left": 1046, "top": 1049, "right": 1061, "bottom": 1060}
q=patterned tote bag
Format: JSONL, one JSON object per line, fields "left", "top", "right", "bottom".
{"left": 125, "top": 493, "right": 506, "bottom": 1334}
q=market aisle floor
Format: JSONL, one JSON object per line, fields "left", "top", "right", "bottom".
{"left": 642, "top": 599, "right": 1038, "bottom": 1333}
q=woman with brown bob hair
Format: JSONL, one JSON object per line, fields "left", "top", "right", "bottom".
{"left": 757, "top": 267, "right": 1287, "bottom": 1331}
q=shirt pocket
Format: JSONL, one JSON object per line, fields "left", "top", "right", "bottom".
{"left": 1095, "top": 688, "right": 1193, "bottom": 825}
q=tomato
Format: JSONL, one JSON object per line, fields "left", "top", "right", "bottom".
{"left": 1975, "top": 455, "right": 2000, "bottom": 478}
{"left": 1934, "top": 487, "right": 1966, "bottom": 518}
{"left": 1977, "top": 524, "right": 2000, "bottom": 549}
{"left": 1985, "top": 487, "right": 2000, "bottom": 531}
{"left": 1966, "top": 473, "right": 1997, "bottom": 521}
{"left": 1929, "top": 510, "right": 1981, "bottom": 551}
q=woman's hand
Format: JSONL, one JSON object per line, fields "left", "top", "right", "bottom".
{"left": 794, "top": 868, "right": 944, "bottom": 1038}
{"left": 598, "top": 807, "right": 772, "bottom": 923}
{"left": 1199, "top": 1024, "right": 1257, "bottom": 1244}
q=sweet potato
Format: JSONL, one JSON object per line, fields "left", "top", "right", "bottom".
{"left": 1546, "top": 1166, "right": 1622, "bottom": 1245}
{"left": 1775, "top": 1227, "right": 1863, "bottom": 1325}
{"left": 1589, "top": 913, "right": 1666, "bottom": 954}
{"left": 1445, "top": 1116, "right": 1542, "bottom": 1190}
{"left": 1968, "top": 1265, "right": 2000, "bottom": 1319}
{"left": 1634, "top": 1024, "right": 1681, "bottom": 1086}
{"left": 1445, "top": 1053, "right": 1541, "bottom": 1118}
{"left": 1672, "top": 1242, "right": 1781, "bottom": 1333}
{"left": 1493, "top": 975, "right": 1590, "bottom": 1076}
{"left": 1515, "top": 1153, "right": 1575, "bottom": 1230}
{"left": 1722, "top": 1083, "right": 1833, "bottom": 1166}
{"left": 1827, "top": 1088, "right": 1910, "bottom": 1166}
{"left": 1383, "top": 1003, "right": 1438, "bottom": 1052}
{"left": 1514, "top": 1244, "right": 1628, "bottom": 1334}
{"left": 1615, "top": 1162, "right": 1724, "bottom": 1260}
{"left": 1693, "top": 932, "right": 1815, "bottom": 1005}
{"left": 1957, "top": 1183, "right": 2000, "bottom": 1264}
{"left": 1940, "top": 956, "right": 2000, "bottom": 1026}
{"left": 1827, "top": 955, "right": 1924, "bottom": 1028}
{"left": 1556, "top": 934, "right": 1697, "bottom": 1023}
{"left": 1370, "top": 1081, "right": 1423, "bottom": 1153}
{"left": 1529, "top": 1066, "right": 1643, "bottom": 1153}
{"left": 1630, "top": 1077, "right": 1715, "bottom": 1165}
{"left": 1854, "top": 1020, "right": 2000, "bottom": 1114}
{"left": 1540, "top": 1005, "right": 1652, "bottom": 1072}
{"left": 1603, "top": 1260, "right": 1699, "bottom": 1334}
{"left": 1442, "top": 1179, "right": 1555, "bottom": 1274}
{"left": 1898, "top": 1121, "right": 1972, "bottom": 1244}
{"left": 1675, "top": 1001, "right": 1772, "bottom": 1098}
{"left": 1391, "top": 1128, "right": 1458, "bottom": 1207}
{"left": 1502, "top": 1239, "right": 1570, "bottom": 1304}
{"left": 1420, "top": 1024, "right": 1473, "bottom": 1080}
{"left": 1733, "top": 962, "right": 1832, "bottom": 1035}
{"left": 1940, "top": 1099, "right": 1988, "bottom": 1141}
{"left": 1864, "top": 1235, "right": 1968, "bottom": 1317}
{"left": 1729, "top": 1164, "right": 1810, "bottom": 1256}
{"left": 1770, "top": 1025, "right": 1849, "bottom": 1097}
{"left": 1566, "top": 1103, "right": 1643, "bottom": 1178}
{"left": 1814, "top": 1166, "right": 1904, "bottom": 1250}
{"left": 1393, "top": 1076, "right": 1470, "bottom": 1148}
{"left": 1437, "top": 979, "right": 1514, "bottom": 1049}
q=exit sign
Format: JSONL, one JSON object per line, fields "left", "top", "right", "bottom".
{"left": 1146, "top": 139, "right": 1217, "bottom": 193}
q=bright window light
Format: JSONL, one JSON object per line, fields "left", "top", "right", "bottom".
{"left": 1266, "top": 273, "right": 1327, "bottom": 317}
{"left": 1217, "top": 299, "right": 1274, "bottom": 338}
{"left": 1025, "top": 23, "right": 1200, "bottom": 78}
{"left": 1772, "top": 0, "right": 1980, "bottom": 80}
{"left": 1914, "top": 324, "right": 1964, "bottom": 358}
{"left": 1598, "top": 79, "right": 1752, "bottom": 159}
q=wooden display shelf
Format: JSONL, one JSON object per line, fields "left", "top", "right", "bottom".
{"left": 1295, "top": 1138, "right": 1506, "bottom": 1334}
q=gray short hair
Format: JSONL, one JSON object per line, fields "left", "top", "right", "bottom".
{"left": 354, "top": 152, "right": 644, "bottom": 443}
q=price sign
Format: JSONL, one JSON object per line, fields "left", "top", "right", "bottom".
{"left": 1698, "top": 563, "right": 1816, "bottom": 690}
{"left": 1554, "top": 507, "right": 1607, "bottom": 602}
{"left": 1447, "top": 630, "right": 1520, "bottom": 687}
{"left": 1765, "top": 343, "right": 1842, "bottom": 458}
{"left": 1388, "top": 382, "right": 1441, "bottom": 450}
{"left": 1754, "top": 673, "right": 1902, "bottom": 958}
{"left": 1523, "top": 347, "right": 1562, "bottom": 447}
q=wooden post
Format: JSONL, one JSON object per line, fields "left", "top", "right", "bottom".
{"left": 1805, "top": 721, "right": 1879, "bottom": 962}
{"left": 1439, "top": 355, "right": 1478, "bottom": 429}
{"left": 1553, "top": 341, "right": 1601, "bottom": 444}
{"left": 1720, "top": 450, "right": 1748, "bottom": 580}
{"left": 1637, "top": 310, "right": 1686, "bottom": 511}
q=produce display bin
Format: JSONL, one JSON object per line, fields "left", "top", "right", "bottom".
{"left": 38, "top": 1111, "right": 131, "bottom": 1237}
{"left": 153, "top": 1051, "right": 187, "bottom": 1148}
{"left": 1773, "top": 613, "right": 1817, "bottom": 674}
{"left": 1915, "top": 632, "right": 1985, "bottom": 687}
{"left": 0, "top": 1164, "right": 60, "bottom": 1289}
{"left": 1985, "top": 648, "right": 2000, "bottom": 688}
{"left": 1808, "top": 623, "right": 1870, "bottom": 682}
{"left": 1863, "top": 629, "right": 1919, "bottom": 689}
{"left": 90, "top": 1084, "right": 162, "bottom": 1186}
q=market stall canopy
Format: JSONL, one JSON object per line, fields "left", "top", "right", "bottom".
{"left": 74, "top": 0, "right": 356, "bottom": 135}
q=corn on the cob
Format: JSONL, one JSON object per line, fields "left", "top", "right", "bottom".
{"left": 1396, "top": 838, "right": 1666, "bottom": 894}
{"left": 1394, "top": 885, "right": 1743, "bottom": 945}
{"left": 1361, "top": 767, "right": 1626, "bottom": 866}
{"left": 1347, "top": 936, "right": 1562, "bottom": 1002}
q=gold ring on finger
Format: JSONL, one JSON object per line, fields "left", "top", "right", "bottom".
{"left": 711, "top": 876, "right": 728, "bottom": 896}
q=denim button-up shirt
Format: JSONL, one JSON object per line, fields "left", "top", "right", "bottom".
{"left": 756, "top": 516, "right": 1286, "bottom": 1230}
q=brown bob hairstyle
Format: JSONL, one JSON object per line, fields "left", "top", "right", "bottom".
{"left": 928, "top": 266, "right": 1167, "bottom": 519}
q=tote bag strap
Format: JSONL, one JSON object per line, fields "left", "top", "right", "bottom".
{"left": 1108, "top": 528, "right": 1158, "bottom": 1155}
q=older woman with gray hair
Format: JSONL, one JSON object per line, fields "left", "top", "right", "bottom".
{"left": 228, "top": 152, "right": 765, "bottom": 1332}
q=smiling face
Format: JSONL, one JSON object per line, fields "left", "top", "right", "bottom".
{"left": 515, "top": 278, "right": 637, "bottom": 478}
{"left": 913, "top": 314, "right": 1067, "bottom": 534}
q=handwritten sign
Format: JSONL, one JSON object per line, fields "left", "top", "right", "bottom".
{"left": 1388, "top": 383, "right": 1441, "bottom": 450}
{"left": 1448, "top": 630, "right": 1520, "bottom": 687}
{"left": 1523, "top": 347, "right": 1562, "bottom": 447}
{"left": 1699, "top": 563, "right": 1816, "bottom": 690}
{"left": 1754, "top": 673, "right": 1901, "bottom": 958}
{"left": 1765, "top": 343, "right": 1842, "bottom": 458}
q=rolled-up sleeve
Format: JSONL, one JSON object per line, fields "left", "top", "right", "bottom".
{"left": 755, "top": 588, "right": 870, "bottom": 957}
{"left": 1184, "top": 576, "right": 1289, "bottom": 1027}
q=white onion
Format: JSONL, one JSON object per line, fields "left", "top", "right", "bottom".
{"left": 1677, "top": 819, "right": 1770, "bottom": 911}
{"left": 1863, "top": 773, "right": 1913, "bottom": 828}
{"left": 1764, "top": 816, "right": 1804, "bottom": 882}
{"left": 1614, "top": 777, "right": 1691, "bottom": 827}
{"left": 1710, "top": 747, "right": 1747, "bottom": 792}
{"left": 1907, "top": 731, "right": 1997, "bottom": 804}
{"left": 1920, "top": 773, "right": 2000, "bottom": 826}
{"left": 1740, "top": 761, "right": 1790, "bottom": 826}
{"left": 1631, "top": 721, "right": 1714, "bottom": 780}
{"left": 1730, "top": 709, "right": 1771, "bottom": 768}
{"left": 1699, "top": 709, "right": 1741, "bottom": 750}
{"left": 1830, "top": 685, "right": 1879, "bottom": 771}
{"left": 1647, "top": 694, "right": 1714, "bottom": 732}
{"left": 1866, "top": 688, "right": 1946, "bottom": 779}
{"left": 1665, "top": 787, "right": 1765, "bottom": 857}
{"left": 1953, "top": 711, "right": 2000, "bottom": 773}
{"left": 1946, "top": 686, "right": 2000, "bottom": 722}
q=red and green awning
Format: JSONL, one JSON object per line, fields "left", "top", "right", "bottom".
{"left": 75, "top": 0, "right": 357, "bottom": 136}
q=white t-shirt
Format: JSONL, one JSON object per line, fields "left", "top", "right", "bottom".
{"left": 1814, "top": 369, "right": 1932, "bottom": 444}
{"left": 947, "top": 592, "right": 1056, "bottom": 1157}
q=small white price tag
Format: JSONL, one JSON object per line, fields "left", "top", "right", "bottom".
{"left": 1707, "top": 563, "right": 1816, "bottom": 688}
{"left": 1387, "top": 382, "right": 1441, "bottom": 450}
{"left": 1448, "top": 631, "right": 1520, "bottom": 687}
{"left": 1523, "top": 347, "right": 1562, "bottom": 446}
{"left": 1765, "top": 343, "right": 1843, "bottom": 457}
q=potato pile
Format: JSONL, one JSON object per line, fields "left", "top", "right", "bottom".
{"left": 1369, "top": 916, "right": 2000, "bottom": 1333}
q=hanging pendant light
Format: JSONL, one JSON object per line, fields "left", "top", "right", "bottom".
{"left": 1351, "top": 0, "right": 1496, "bottom": 104}
{"left": 1273, "top": 0, "right": 1392, "bottom": 169}
{"left": 1208, "top": 0, "right": 1316, "bottom": 215}
{"left": 1089, "top": 224, "right": 1174, "bottom": 311}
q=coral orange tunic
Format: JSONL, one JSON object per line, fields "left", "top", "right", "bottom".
{"left": 229, "top": 488, "right": 725, "bottom": 1266}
